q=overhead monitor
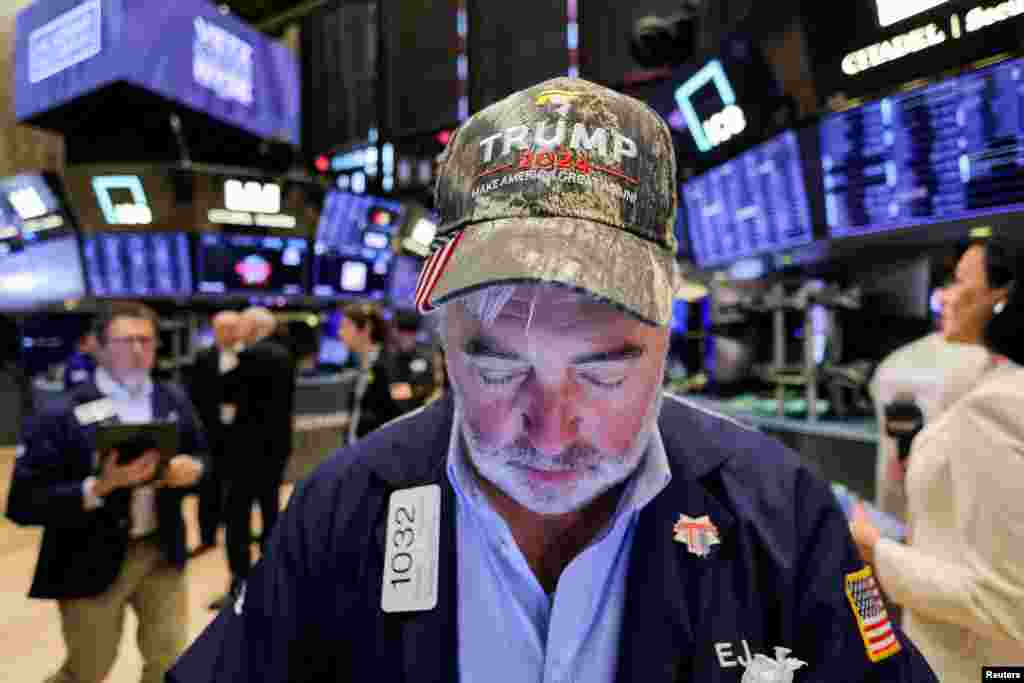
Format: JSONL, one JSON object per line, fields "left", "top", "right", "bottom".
{"left": 315, "top": 191, "right": 405, "bottom": 250}
{"left": 681, "top": 129, "right": 814, "bottom": 269}
{"left": 0, "top": 173, "right": 87, "bottom": 310}
{"left": 15, "top": 0, "right": 301, "bottom": 144}
{"left": 646, "top": 35, "right": 783, "bottom": 165}
{"left": 193, "top": 171, "right": 323, "bottom": 237}
{"left": 196, "top": 233, "right": 308, "bottom": 297}
{"left": 82, "top": 232, "right": 193, "bottom": 298}
{"left": 63, "top": 164, "right": 197, "bottom": 232}
{"left": 312, "top": 249, "right": 393, "bottom": 300}
{"left": 821, "top": 55, "right": 1024, "bottom": 238}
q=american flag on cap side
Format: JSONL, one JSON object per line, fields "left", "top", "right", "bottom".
{"left": 414, "top": 230, "right": 464, "bottom": 314}
{"left": 844, "top": 566, "right": 901, "bottom": 663}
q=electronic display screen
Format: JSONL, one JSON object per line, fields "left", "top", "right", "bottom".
{"left": 645, "top": 36, "right": 782, "bottom": 165}
{"left": 315, "top": 191, "right": 405, "bottom": 249}
{"left": 82, "top": 232, "right": 192, "bottom": 298}
{"left": 312, "top": 191, "right": 402, "bottom": 299}
{"left": 0, "top": 173, "right": 86, "bottom": 310}
{"left": 389, "top": 253, "right": 423, "bottom": 307}
{"left": 821, "top": 56, "right": 1024, "bottom": 238}
{"left": 196, "top": 233, "right": 308, "bottom": 296}
{"left": 312, "top": 248, "right": 393, "bottom": 299}
{"left": 681, "top": 130, "right": 814, "bottom": 269}
{"left": 193, "top": 172, "right": 323, "bottom": 237}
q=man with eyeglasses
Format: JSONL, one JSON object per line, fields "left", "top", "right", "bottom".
{"left": 7, "top": 301, "right": 207, "bottom": 683}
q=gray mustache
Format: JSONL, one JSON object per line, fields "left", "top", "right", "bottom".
{"left": 483, "top": 437, "right": 604, "bottom": 472}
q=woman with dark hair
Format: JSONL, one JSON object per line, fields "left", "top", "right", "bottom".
{"left": 339, "top": 302, "right": 402, "bottom": 442}
{"left": 851, "top": 237, "right": 1024, "bottom": 681}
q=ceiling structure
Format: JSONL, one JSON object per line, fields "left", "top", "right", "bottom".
{"left": 222, "top": 0, "right": 321, "bottom": 34}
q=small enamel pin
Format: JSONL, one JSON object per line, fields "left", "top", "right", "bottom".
{"left": 673, "top": 514, "right": 720, "bottom": 558}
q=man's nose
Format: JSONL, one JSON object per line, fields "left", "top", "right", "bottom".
{"left": 523, "top": 378, "right": 581, "bottom": 456}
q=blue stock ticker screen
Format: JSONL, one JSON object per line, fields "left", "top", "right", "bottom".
{"left": 821, "top": 56, "right": 1024, "bottom": 238}
{"left": 681, "top": 130, "right": 814, "bottom": 269}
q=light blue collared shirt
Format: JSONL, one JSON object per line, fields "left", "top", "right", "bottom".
{"left": 92, "top": 367, "right": 158, "bottom": 537}
{"left": 448, "top": 405, "right": 672, "bottom": 683}
{"left": 94, "top": 367, "right": 154, "bottom": 425}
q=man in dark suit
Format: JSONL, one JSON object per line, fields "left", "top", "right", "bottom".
{"left": 63, "top": 328, "right": 99, "bottom": 390}
{"left": 7, "top": 301, "right": 206, "bottom": 683}
{"left": 213, "top": 306, "right": 295, "bottom": 608}
{"left": 172, "top": 78, "right": 936, "bottom": 683}
{"left": 186, "top": 310, "right": 242, "bottom": 553}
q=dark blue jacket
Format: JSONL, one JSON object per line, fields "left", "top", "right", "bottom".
{"left": 63, "top": 350, "right": 97, "bottom": 391}
{"left": 168, "top": 393, "right": 937, "bottom": 682}
{"left": 6, "top": 380, "right": 208, "bottom": 600}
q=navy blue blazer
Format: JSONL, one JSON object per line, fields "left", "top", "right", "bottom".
{"left": 169, "top": 393, "right": 937, "bottom": 682}
{"left": 6, "top": 380, "right": 209, "bottom": 600}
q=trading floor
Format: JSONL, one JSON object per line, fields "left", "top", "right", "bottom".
{"left": 0, "top": 445, "right": 290, "bottom": 683}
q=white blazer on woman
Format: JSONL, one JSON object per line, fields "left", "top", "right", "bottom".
{"left": 874, "top": 361, "right": 1024, "bottom": 681}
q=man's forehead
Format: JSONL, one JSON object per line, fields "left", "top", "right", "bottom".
{"left": 493, "top": 286, "right": 635, "bottom": 329}
{"left": 111, "top": 316, "right": 153, "bottom": 330}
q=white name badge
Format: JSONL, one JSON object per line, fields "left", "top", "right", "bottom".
{"left": 74, "top": 399, "right": 116, "bottom": 426}
{"left": 381, "top": 484, "right": 441, "bottom": 613}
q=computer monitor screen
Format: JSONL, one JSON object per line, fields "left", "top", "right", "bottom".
{"left": 0, "top": 173, "right": 86, "bottom": 310}
{"left": 681, "top": 130, "right": 814, "bottom": 269}
{"left": 82, "top": 232, "right": 192, "bottom": 297}
{"left": 820, "top": 55, "right": 1024, "bottom": 238}
{"left": 196, "top": 233, "right": 308, "bottom": 296}
{"left": 312, "top": 249, "right": 392, "bottom": 299}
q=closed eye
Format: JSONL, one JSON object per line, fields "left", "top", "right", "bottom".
{"left": 579, "top": 373, "right": 625, "bottom": 389}
{"left": 479, "top": 369, "right": 529, "bottom": 385}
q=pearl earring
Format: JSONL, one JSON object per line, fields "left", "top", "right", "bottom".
{"left": 994, "top": 301, "right": 1006, "bottom": 315}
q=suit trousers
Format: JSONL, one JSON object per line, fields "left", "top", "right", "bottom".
{"left": 46, "top": 535, "right": 187, "bottom": 683}
{"left": 224, "top": 458, "right": 286, "bottom": 579}
{"left": 197, "top": 440, "right": 227, "bottom": 545}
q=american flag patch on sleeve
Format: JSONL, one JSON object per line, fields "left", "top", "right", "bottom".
{"left": 844, "top": 566, "right": 901, "bottom": 663}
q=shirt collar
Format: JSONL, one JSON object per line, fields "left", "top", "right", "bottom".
{"left": 446, "top": 399, "right": 672, "bottom": 525}
{"left": 94, "top": 366, "right": 154, "bottom": 401}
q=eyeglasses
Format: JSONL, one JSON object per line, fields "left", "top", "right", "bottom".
{"left": 108, "top": 336, "right": 157, "bottom": 350}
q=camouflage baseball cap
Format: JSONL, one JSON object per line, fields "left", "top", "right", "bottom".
{"left": 415, "top": 76, "right": 694, "bottom": 327}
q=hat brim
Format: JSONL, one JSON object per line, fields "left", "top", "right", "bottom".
{"left": 427, "top": 218, "right": 700, "bottom": 327}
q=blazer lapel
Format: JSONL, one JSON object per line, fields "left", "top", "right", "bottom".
{"left": 618, "top": 417, "right": 738, "bottom": 683}
{"left": 369, "top": 396, "right": 459, "bottom": 683}
{"left": 397, "top": 478, "right": 458, "bottom": 683}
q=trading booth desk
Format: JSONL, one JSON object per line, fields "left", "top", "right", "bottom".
{"left": 284, "top": 370, "right": 358, "bottom": 484}
{"left": 684, "top": 395, "right": 880, "bottom": 501}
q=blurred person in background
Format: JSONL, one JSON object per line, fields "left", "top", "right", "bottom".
{"left": 339, "top": 301, "right": 402, "bottom": 442}
{"left": 869, "top": 242, "right": 991, "bottom": 522}
{"left": 6, "top": 301, "right": 206, "bottom": 683}
{"left": 186, "top": 310, "right": 242, "bottom": 555}
{"left": 63, "top": 326, "right": 99, "bottom": 391}
{"left": 386, "top": 309, "right": 438, "bottom": 414}
{"left": 0, "top": 313, "right": 33, "bottom": 420}
{"left": 852, "top": 237, "right": 1024, "bottom": 681}
{"left": 211, "top": 307, "right": 296, "bottom": 610}
{"left": 283, "top": 318, "right": 321, "bottom": 375}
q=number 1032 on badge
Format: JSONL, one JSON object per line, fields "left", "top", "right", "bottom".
{"left": 381, "top": 484, "right": 441, "bottom": 613}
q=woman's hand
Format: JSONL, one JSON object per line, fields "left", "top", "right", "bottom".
{"left": 849, "top": 502, "right": 882, "bottom": 565}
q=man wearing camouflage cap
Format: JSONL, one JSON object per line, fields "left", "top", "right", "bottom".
{"left": 170, "top": 78, "right": 936, "bottom": 682}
